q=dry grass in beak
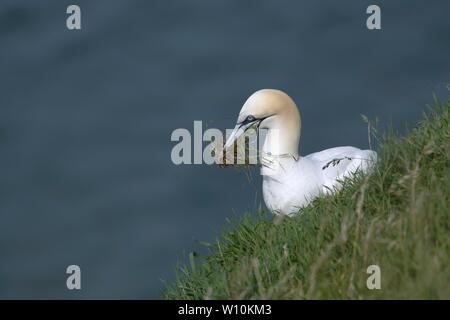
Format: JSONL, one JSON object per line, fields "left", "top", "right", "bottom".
{"left": 212, "top": 130, "right": 260, "bottom": 167}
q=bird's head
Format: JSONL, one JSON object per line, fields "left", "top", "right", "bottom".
{"left": 224, "top": 89, "right": 301, "bottom": 157}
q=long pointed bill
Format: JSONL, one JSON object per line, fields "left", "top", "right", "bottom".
{"left": 224, "top": 123, "right": 251, "bottom": 148}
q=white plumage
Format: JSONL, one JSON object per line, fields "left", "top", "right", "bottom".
{"left": 225, "top": 89, "right": 377, "bottom": 216}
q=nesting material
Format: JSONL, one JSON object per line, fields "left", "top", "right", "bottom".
{"left": 212, "top": 131, "right": 260, "bottom": 167}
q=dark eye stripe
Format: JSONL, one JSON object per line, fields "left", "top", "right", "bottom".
{"left": 238, "top": 114, "right": 272, "bottom": 130}
{"left": 241, "top": 115, "right": 256, "bottom": 125}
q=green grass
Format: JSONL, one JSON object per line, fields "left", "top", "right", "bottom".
{"left": 165, "top": 100, "right": 450, "bottom": 299}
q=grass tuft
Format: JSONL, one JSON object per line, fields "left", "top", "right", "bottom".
{"left": 165, "top": 100, "right": 450, "bottom": 299}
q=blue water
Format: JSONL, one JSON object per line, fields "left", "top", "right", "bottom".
{"left": 0, "top": 0, "right": 449, "bottom": 298}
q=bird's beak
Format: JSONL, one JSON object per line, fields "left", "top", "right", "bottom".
{"left": 224, "top": 123, "right": 252, "bottom": 149}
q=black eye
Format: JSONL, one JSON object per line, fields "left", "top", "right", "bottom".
{"left": 245, "top": 115, "right": 256, "bottom": 123}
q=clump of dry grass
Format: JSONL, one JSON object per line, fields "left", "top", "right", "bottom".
{"left": 211, "top": 128, "right": 261, "bottom": 167}
{"left": 210, "top": 128, "right": 262, "bottom": 184}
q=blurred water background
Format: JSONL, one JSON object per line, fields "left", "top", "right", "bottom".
{"left": 0, "top": 0, "right": 449, "bottom": 298}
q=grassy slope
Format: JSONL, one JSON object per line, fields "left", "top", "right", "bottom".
{"left": 165, "top": 101, "right": 450, "bottom": 299}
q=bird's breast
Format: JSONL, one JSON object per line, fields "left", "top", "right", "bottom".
{"left": 261, "top": 159, "right": 323, "bottom": 215}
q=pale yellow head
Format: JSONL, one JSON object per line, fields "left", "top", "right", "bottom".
{"left": 225, "top": 89, "right": 301, "bottom": 157}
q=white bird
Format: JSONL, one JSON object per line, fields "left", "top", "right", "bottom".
{"left": 224, "top": 89, "right": 377, "bottom": 216}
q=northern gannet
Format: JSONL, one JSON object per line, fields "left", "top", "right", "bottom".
{"left": 224, "top": 89, "right": 377, "bottom": 216}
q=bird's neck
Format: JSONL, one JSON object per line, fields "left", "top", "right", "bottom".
{"left": 262, "top": 116, "right": 300, "bottom": 158}
{"left": 260, "top": 147, "right": 300, "bottom": 177}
